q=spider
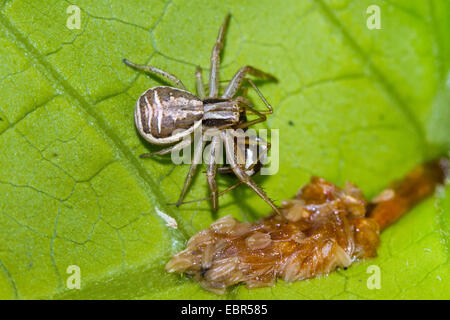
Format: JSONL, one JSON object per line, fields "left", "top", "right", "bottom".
{"left": 123, "top": 14, "right": 281, "bottom": 216}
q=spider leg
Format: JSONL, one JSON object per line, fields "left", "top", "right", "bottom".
{"left": 222, "top": 131, "right": 282, "bottom": 217}
{"left": 245, "top": 78, "right": 273, "bottom": 114}
{"left": 222, "top": 66, "right": 276, "bottom": 99}
{"left": 123, "top": 59, "right": 186, "bottom": 90}
{"left": 206, "top": 135, "right": 220, "bottom": 211}
{"left": 243, "top": 135, "right": 271, "bottom": 172}
{"left": 234, "top": 101, "right": 267, "bottom": 129}
{"left": 218, "top": 134, "right": 271, "bottom": 174}
{"left": 208, "top": 14, "right": 230, "bottom": 98}
{"left": 246, "top": 135, "right": 271, "bottom": 147}
{"left": 175, "top": 138, "right": 204, "bottom": 207}
{"left": 140, "top": 139, "right": 192, "bottom": 158}
{"left": 168, "top": 181, "right": 243, "bottom": 205}
{"left": 195, "top": 66, "right": 206, "bottom": 99}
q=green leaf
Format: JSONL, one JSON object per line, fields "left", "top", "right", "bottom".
{"left": 0, "top": 0, "right": 448, "bottom": 299}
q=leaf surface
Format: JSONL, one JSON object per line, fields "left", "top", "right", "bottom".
{"left": 0, "top": 0, "right": 448, "bottom": 299}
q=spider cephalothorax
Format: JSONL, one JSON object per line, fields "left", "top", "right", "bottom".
{"left": 123, "top": 14, "right": 280, "bottom": 215}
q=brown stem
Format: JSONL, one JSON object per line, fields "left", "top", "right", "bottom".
{"left": 367, "top": 157, "right": 448, "bottom": 231}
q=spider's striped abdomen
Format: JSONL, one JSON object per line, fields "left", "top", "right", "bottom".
{"left": 135, "top": 86, "right": 204, "bottom": 144}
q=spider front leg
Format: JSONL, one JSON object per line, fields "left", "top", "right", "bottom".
{"left": 208, "top": 14, "right": 230, "bottom": 98}
{"left": 123, "top": 59, "right": 186, "bottom": 90}
{"left": 236, "top": 107, "right": 267, "bottom": 129}
{"left": 232, "top": 78, "right": 276, "bottom": 129}
{"left": 222, "top": 66, "right": 276, "bottom": 99}
{"left": 233, "top": 98, "right": 268, "bottom": 129}
{"left": 222, "top": 131, "right": 282, "bottom": 217}
{"left": 245, "top": 78, "right": 274, "bottom": 114}
{"left": 218, "top": 131, "right": 271, "bottom": 174}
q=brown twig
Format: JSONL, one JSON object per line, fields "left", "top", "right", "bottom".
{"left": 368, "top": 157, "right": 448, "bottom": 231}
